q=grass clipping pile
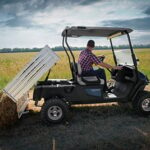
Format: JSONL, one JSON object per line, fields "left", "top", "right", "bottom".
{"left": 0, "top": 92, "right": 18, "bottom": 128}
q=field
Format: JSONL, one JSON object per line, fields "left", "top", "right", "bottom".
{"left": 0, "top": 48, "right": 150, "bottom": 90}
{"left": 0, "top": 49, "right": 150, "bottom": 150}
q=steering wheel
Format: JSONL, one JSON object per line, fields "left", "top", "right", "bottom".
{"left": 98, "top": 56, "right": 105, "bottom": 62}
{"left": 107, "top": 66, "right": 123, "bottom": 76}
{"left": 98, "top": 56, "right": 123, "bottom": 76}
{"left": 110, "top": 66, "right": 126, "bottom": 81}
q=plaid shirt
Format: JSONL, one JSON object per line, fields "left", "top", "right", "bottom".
{"left": 78, "top": 49, "right": 101, "bottom": 71}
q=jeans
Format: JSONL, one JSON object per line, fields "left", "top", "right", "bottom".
{"left": 82, "top": 68, "right": 107, "bottom": 90}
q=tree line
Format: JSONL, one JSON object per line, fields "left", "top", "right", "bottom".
{"left": 0, "top": 44, "right": 150, "bottom": 53}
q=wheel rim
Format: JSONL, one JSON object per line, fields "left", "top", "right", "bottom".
{"left": 141, "top": 98, "right": 150, "bottom": 112}
{"left": 47, "top": 106, "right": 63, "bottom": 121}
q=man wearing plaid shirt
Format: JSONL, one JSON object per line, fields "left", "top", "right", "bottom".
{"left": 78, "top": 40, "right": 122, "bottom": 90}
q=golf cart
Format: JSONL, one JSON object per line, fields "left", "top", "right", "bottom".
{"left": 33, "top": 26, "right": 150, "bottom": 124}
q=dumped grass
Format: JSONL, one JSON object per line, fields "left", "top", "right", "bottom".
{"left": 0, "top": 92, "right": 18, "bottom": 128}
{"left": 0, "top": 92, "right": 3, "bottom": 100}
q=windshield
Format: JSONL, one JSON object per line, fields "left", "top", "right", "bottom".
{"left": 114, "top": 49, "right": 134, "bottom": 66}
{"left": 112, "top": 34, "right": 134, "bottom": 66}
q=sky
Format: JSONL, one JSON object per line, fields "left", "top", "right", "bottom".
{"left": 0, "top": 0, "right": 150, "bottom": 48}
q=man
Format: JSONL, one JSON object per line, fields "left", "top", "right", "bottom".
{"left": 78, "top": 40, "right": 122, "bottom": 90}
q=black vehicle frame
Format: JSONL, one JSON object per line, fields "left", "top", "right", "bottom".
{"left": 33, "top": 26, "right": 150, "bottom": 124}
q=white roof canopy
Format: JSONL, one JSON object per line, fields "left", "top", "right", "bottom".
{"left": 62, "top": 26, "right": 133, "bottom": 38}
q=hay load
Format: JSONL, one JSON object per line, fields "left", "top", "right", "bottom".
{"left": 0, "top": 92, "right": 18, "bottom": 128}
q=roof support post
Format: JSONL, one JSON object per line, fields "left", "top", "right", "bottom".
{"left": 126, "top": 32, "right": 137, "bottom": 70}
{"left": 65, "top": 30, "right": 77, "bottom": 75}
{"left": 62, "top": 36, "right": 73, "bottom": 78}
{"left": 110, "top": 38, "right": 117, "bottom": 65}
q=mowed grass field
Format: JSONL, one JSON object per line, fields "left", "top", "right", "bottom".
{"left": 0, "top": 48, "right": 150, "bottom": 90}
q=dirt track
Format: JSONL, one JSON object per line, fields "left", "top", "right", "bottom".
{"left": 0, "top": 104, "right": 150, "bottom": 150}
{"left": 0, "top": 87, "right": 150, "bottom": 150}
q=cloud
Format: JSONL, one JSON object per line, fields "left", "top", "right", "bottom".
{"left": 80, "top": 0, "right": 103, "bottom": 5}
{"left": 131, "top": 30, "right": 150, "bottom": 45}
{"left": 144, "top": 7, "right": 150, "bottom": 15}
{"left": 0, "top": 26, "right": 58, "bottom": 48}
{"left": 0, "top": 0, "right": 149, "bottom": 48}
{"left": 0, "top": 0, "right": 149, "bottom": 28}
{"left": 0, "top": 0, "right": 96, "bottom": 14}
{"left": 104, "top": 17, "right": 150, "bottom": 31}
{"left": 4, "top": 16, "right": 34, "bottom": 28}
{"left": 0, "top": 0, "right": 101, "bottom": 8}
{"left": 0, "top": 0, "right": 81, "bottom": 28}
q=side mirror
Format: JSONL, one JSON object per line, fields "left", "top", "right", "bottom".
{"left": 136, "top": 58, "right": 140, "bottom": 65}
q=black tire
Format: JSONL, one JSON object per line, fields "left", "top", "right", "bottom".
{"left": 132, "top": 91, "right": 150, "bottom": 115}
{"left": 41, "top": 99, "right": 69, "bottom": 125}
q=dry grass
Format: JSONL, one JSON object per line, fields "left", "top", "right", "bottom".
{"left": 0, "top": 49, "right": 150, "bottom": 90}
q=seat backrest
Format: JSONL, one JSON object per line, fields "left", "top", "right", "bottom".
{"left": 70, "top": 62, "right": 78, "bottom": 80}
{"left": 77, "top": 63, "right": 82, "bottom": 75}
{"left": 71, "top": 62, "right": 86, "bottom": 85}
{"left": 71, "top": 62, "right": 105, "bottom": 85}
{"left": 76, "top": 63, "right": 104, "bottom": 85}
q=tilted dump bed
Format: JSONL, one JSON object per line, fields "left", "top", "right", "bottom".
{"left": 3, "top": 45, "right": 60, "bottom": 117}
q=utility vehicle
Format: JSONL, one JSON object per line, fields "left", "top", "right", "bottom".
{"left": 33, "top": 26, "right": 150, "bottom": 124}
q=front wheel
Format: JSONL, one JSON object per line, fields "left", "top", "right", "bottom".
{"left": 132, "top": 91, "right": 150, "bottom": 115}
{"left": 41, "top": 99, "right": 69, "bottom": 125}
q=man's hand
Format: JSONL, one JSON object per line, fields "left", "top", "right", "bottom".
{"left": 113, "top": 66, "right": 123, "bottom": 70}
{"left": 98, "top": 55, "right": 105, "bottom": 58}
{"left": 98, "top": 55, "right": 105, "bottom": 61}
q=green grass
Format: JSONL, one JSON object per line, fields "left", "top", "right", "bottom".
{"left": 134, "top": 49, "right": 150, "bottom": 77}
{"left": 0, "top": 48, "right": 150, "bottom": 90}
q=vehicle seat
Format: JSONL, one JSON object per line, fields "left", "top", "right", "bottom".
{"left": 76, "top": 63, "right": 104, "bottom": 85}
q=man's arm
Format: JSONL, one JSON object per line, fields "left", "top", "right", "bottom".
{"left": 98, "top": 62, "right": 122, "bottom": 70}
{"left": 90, "top": 53, "right": 122, "bottom": 70}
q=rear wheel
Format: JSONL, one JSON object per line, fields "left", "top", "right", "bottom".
{"left": 41, "top": 99, "right": 69, "bottom": 124}
{"left": 132, "top": 91, "right": 150, "bottom": 115}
